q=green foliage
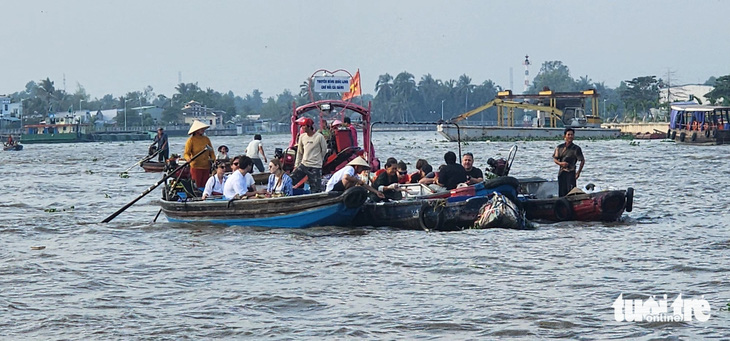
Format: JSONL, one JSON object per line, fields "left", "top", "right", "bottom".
{"left": 705, "top": 75, "right": 730, "bottom": 105}
{"left": 620, "top": 76, "right": 660, "bottom": 120}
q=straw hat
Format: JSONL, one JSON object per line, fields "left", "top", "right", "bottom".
{"left": 187, "top": 120, "right": 210, "bottom": 135}
{"left": 347, "top": 156, "right": 370, "bottom": 168}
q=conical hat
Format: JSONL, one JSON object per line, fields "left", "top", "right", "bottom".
{"left": 347, "top": 156, "right": 370, "bottom": 168}
{"left": 187, "top": 120, "right": 210, "bottom": 135}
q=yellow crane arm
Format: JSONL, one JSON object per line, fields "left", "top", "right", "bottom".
{"left": 449, "top": 98, "right": 564, "bottom": 123}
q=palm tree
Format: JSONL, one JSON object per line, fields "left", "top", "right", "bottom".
{"left": 392, "top": 72, "right": 416, "bottom": 122}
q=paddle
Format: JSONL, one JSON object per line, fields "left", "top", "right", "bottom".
{"left": 121, "top": 147, "right": 163, "bottom": 175}
{"left": 102, "top": 146, "right": 212, "bottom": 223}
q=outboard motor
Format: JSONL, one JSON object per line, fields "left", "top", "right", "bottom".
{"left": 487, "top": 157, "right": 508, "bottom": 176}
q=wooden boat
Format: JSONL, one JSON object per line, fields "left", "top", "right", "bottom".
{"left": 3, "top": 143, "right": 23, "bottom": 151}
{"left": 634, "top": 131, "right": 666, "bottom": 140}
{"left": 667, "top": 103, "right": 730, "bottom": 145}
{"left": 158, "top": 186, "right": 370, "bottom": 228}
{"left": 517, "top": 177, "right": 633, "bottom": 222}
{"left": 354, "top": 177, "right": 521, "bottom": 231}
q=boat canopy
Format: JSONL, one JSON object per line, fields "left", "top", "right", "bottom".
{"left": 669, "top": 103, "right": 730, "bottom": 130}
{"left": 288, "top": 99, "right": 375, "bottom": 168}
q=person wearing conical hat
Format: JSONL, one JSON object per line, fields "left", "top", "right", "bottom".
{"left": 324, "top": 156, "right": 384, "bottom": 198}
{"left": 184, "top": 120, "right": 216, "bottom": 191}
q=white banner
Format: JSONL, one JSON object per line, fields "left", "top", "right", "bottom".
{"left": 313, "top": 76, "right": 350, "bottom": 93}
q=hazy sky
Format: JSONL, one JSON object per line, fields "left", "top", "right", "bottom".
{"left": 3, "top": 0, "right": 728, "bottom": 100}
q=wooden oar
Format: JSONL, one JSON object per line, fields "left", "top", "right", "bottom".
{"left": 121, "top": 148, "right": 163, "bottom": 174}
{"left": 102, "top": 146, "right": 211, "bottom": 223}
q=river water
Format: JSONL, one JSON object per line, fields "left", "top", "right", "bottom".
{"left": 1, "top": 131, "right": 728, "bottom": 340}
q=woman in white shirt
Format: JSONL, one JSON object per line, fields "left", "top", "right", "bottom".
{"left": 202, "top": 161, "right": 228, "bottom": 199}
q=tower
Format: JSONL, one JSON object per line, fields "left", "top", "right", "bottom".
{"left": 522, "top": 55, "right": 530, "bottom": 93}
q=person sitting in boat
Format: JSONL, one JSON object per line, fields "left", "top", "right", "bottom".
{"left": 374, "top": 157, "right": 397, "bottom": 178}
{"left": 7, "top": 135, "right": 14, "bottom": 146}
{"left": 165, "top": 154, "right": 181, "bottom": 172}
{"left": 417, "top": 164, "right": 437, "bottom": 185}
{"left": 217, "top": 145, "right": 230, "bottom": 161}
{"left": 409, "top": 159, "right": 429, "bottom": 184}
{"left": 265, "top": 159, "right": 293, "bottom": 197}
{"left": 372, "top": 158, "right": 408, "bottom": 200}
{"left": 202, "top": 161, "right": 228, "bottom": 200}
{"left": 462, "top": 152, "right": 484, "bottom": 185}
{"left": 223, "top": 155, "right": 256, "bottom": 200}
{"left": 396, "top": 161, "right": 410, "bottom": 184}
{"left": 325, "top": 156, "right": 383, "bottom": 198}
{"left": 436, "top": 151, "right": 467, "bottom": 190}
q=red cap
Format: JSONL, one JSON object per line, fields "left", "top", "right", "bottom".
{"left": 295, "top": 117, "right": 314, "bottom": 126}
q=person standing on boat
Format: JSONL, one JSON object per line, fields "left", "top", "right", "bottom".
{"left": 223, "top": 156, "right": 256, "bottom": 199}
{"left": 553, "top": 127, "right": 585, "bottom": 197}
{"left": 151, "top": 128, "right": 169, "bottom": 162}
{"left": 244, "top": 134, "right": 267, "bottom": 173}
{"left": 202, "top": 161, "right": 228, "bottom": 200}
{"left": 292, "top": 117, "right": 327, "bottom": 193}
{"left": 437, "top": 151, "right": 467, "bottom": 190}
{"left": 184, "top": 120, "right": 216, "bottom": 190}
{"left": 343, "top": 116, "right": 358, "bottom": 148}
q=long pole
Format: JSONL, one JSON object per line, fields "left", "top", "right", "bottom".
{"left": 101, "top": 146, "right": 211, "bottom": 223}
{"left": 441, "top": 100, "right": 445, "bottom": 120}
{"left": 124, "top": 99, "right": 127, "bottom": 130}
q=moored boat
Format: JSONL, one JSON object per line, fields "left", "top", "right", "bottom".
{"left": 667, "top": 103, "right": 730, "bottom": 145}
{"left": 518, "top": 177, "right": 633, "bottom": 222}
{"left": 159, "top": 186, "right": 369, "bottom": 228}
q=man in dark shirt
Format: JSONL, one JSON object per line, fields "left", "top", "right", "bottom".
{"left": 553, "top": 127, "right": 585, "bottom": 197}
{"left": 437, "top": 151, "right": 467, "bottom": 190}
{"left": 151, "top": 128, "right": 169, "bottom": 162}
{"left": 462, "top": 152, "right": 484, "bottom": 185}
{"left": 372, "top": 158, "right": 405, "bottom": 200}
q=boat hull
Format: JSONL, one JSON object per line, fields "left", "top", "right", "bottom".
{"left": 668, "top": 128, "right": 730, "bottom": 145}
{"left": 3, "top": 144, "right": 23, "bottom": 151}
{"left": 159, "top": 186, "right": 369, "bottom": 228}
{"left": 521, "top": 189, "right": 631, "bottom": 222}
{"left": 437, "top": 125, "right": 621, "bottom": 142}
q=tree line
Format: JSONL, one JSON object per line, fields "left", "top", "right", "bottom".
{"left": 6, "top": 61, "right": 729, "bottom": 128}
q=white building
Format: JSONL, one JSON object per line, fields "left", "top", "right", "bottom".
{"left": 660, "top": 84, "right": 713, "bottom": 104}
{"left": 181, "top": 100, "right": 224, "bottom": 128}
{"left": 0, "top": 96, "right": 22, "bottom": 122}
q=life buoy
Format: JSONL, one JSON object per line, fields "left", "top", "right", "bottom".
{"left": 705, "top": 129, "right": 711, "bottom": 138}
{"left": 691, "top": 132, "right": 698, "bottom": 142}
{"left": 670, "top": 131, "right": 676, "bottom": 140}
{"left": 342, "top": 186, "right": 369, "bottom": 209}
{"left": 679, "top": 132, "right": 686, "bottom": 142}
{"left": 553, "top": 198, "right": 574, "bottom": 221}
{"left": 624, "top": 187, "right": 634, "bottom": 212}
{"left": 601, "top": 191, "right": 626, "bottom": 215}
{"left": 419, "top": 200, "right": 445, "bottom": 231}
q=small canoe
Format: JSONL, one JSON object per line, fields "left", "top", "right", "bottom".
{"left": 3, "top": 143, "right": 23, "bottom": 151}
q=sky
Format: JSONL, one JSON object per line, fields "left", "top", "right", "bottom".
{"left": 3, "top": 0, "right": 729, "bottom": 100}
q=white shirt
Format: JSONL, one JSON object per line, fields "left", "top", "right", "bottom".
{"left": 325, "top": 165, "right": 355, "bottom": 192}
{"left": 245, "top": 140, "right": 263, "bottom": 159}
{"left": 203, "top": 174, "right": 227, "bottom": 197}
{"left": 223, "top": 170, "right": 255, "bottom": 199}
